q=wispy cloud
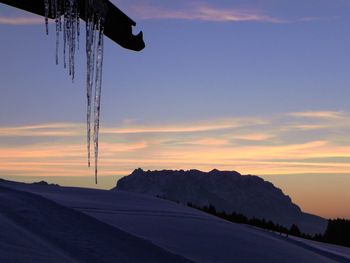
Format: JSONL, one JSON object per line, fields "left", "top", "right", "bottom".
{"left": 0, "top": 118, "right": 262, "bottom": 137}
{"left": 102, "top": 120, "right": 243, "bottom": 134}
{"left": 289, "top": 111, "right": 344, "bottom": 119}
{"left": 0, "top": 16, "right": 44, "bottom": 25}
{"left": 0, "top": 123, "right": 83, "bottom": 137}
{"left": 287, "top": 124, "right": 328, "bottom": 131}
{"left": 121, "top": 1, "right": 334, "bottom": 23}
{"left": 233, "top": 133, "right": 273, "bottom": 141}
{"left": 128, "top": 2, "right": 284, "bottom": 23}
{"left": 296, "top": 16, "right": 339, "bottom": 22}
{"left": 1, "top": 110, "right": 350, "bottom": 178}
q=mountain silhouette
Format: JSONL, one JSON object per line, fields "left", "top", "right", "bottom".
{"left": 115, "top": 168, "right": 327, "bottom": 235}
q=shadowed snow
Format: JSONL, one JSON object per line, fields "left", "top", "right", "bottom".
{"left": 0, "top": 184, "right": 192, "bottom": 263}
{"left": 1, "top": 179, "right": 346, "bottom": 263}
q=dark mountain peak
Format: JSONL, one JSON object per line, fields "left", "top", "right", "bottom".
{"left": 33, "top": 180, "right": 49, "bottom": 186}
{"left": 209, "top": 169, "right": 241, "bottom": 177}
{"left": 131, "top": 168, "right": 145, "bottom": 175}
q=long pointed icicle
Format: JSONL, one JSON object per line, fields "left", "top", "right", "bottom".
{"left": 55, "top": 15, "right": 61, "bottom": 65}
{"left": 93, "top": 22, "right": 104, "bottom": 184}
{"left": 86, "top": 14, "right": 96, "bottom": 168}
{"left": 44, "top": 0, "right": 106, "bottom": 183}
{"left": 44, "top": 0, "right": 49, "bottom": 34}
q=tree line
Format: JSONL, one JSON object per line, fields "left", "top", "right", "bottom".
{"left": 187, "top": 203, "right": 350, "bottom": 248}
{"left": 314, "top": 219, "right": 350, "bottom": 247}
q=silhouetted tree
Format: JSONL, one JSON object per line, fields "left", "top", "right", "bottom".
{"left": 289, "top": 224, "right": 301, "bottom": 236}
{"left": 323, "top": 219, "right": 350, "bottom": 247}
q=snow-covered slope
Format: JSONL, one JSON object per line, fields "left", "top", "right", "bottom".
{"left": 0, "top": 184, "right": 191, "bottom": 263}
{"left": 115, "top": 169, "right": 327, "bottom": 235}
{"left": 1, "top": 179, "right": 348, "bottom": 263}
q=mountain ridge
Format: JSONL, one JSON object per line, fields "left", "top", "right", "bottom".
{"left": 115, "top": 168, "right": 327, "bottom": 235}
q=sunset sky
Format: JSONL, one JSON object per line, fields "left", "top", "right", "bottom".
{"left": 0, "top": 0, "right": 350, "bottom": 218}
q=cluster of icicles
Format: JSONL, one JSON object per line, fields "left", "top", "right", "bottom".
{"left": 44, "top": 0, "right": 105, "bottom": 183}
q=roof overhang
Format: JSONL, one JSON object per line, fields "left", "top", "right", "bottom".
{"left": 0, "top": 0, "right": 145, "bottom": 51}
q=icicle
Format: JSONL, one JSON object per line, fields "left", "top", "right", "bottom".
{"left": 55, "top": 0, "right": 60, "bottom": 65}
{"left": 55, "top": 16, "right": 60, "bottom": 65}
{"left": 44, "top": 0, "right": 50, "bottom": 34}
{"left": 50, "top": 0, "right": 56, "bottom": 22}
{"left": 93, "top": 20, "right": 104, "bottom": 184}
{"left": 76, "top": 1, "right": 80, "bottom": 50}
{"left": 86, "top": 14, "right": 96, "bottom": 168}
{"left": 63, "top": 11, "right": 67, "bottom": 69}
{"left": 44, "top": 0, "right": 106, "bottom": 183}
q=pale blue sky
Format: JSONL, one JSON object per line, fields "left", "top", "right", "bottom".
{"left": 1, "top": 0, "right": 350, "bottom": 125}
